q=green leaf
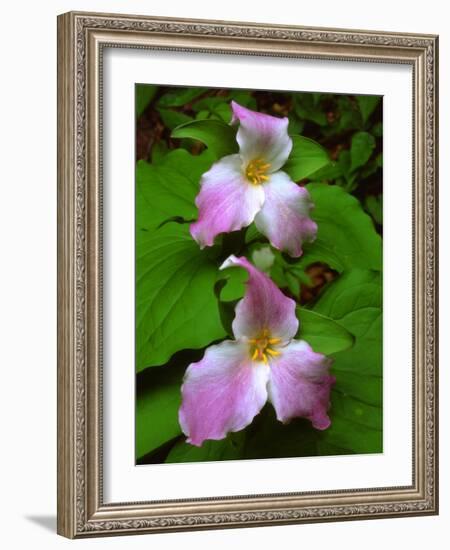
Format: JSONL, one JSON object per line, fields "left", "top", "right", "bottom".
{"left": 365, "top": 194, "right": 383, "bottom": 225}
{"left": 372, "top": 121, "right": 383, "bottom": 137}
{"left": 227, "top": 90, "right": 257, "bottom": 110}
{"left": 157, "top": 87, "right": 206, "bottom": 107}
{"left": 356, "top": 95, "right": 381, "bottom": 125}
{"left": 283, "top": 136, "right": 330, "bottom": 181}
{"left": 298, "top": 308, "right": 354, "bottom": 355}
{"left": 350, "top": 131, "right": 376, "bottom": 172}
{"left": 136, "top": 148, "right": 215, "bottom": 231}
{"left": 336, "top": 96, "right": 362, "bottom": 131}
{"left": 136, "top": 85, "right": 158, "bottom": 117}
{"left": 157, "top": 108, "right": 193, "bottom": 130}
{"left": 317, "top": 392, "right": 382, "bottom": 454}
{"left": 136, "top": 223, "right": 226, "bottom": 370}
{"left": 245, "top": 223, "right": 263, "bottom": 244}
{"left": 218, "top": 265, "right": 248, "bottom": 302}
{"left": 192, "top": 97, "right": 232, "bottom": 122}
{"left": 136, "top": 364, "right": 183, "bottom": 460}
{"left": 166, "top": 432, "right": 246, "bottom": 463}
{"left": 294, "top": 94, "right": 327, "bottom": 126}
{"left": 313, "top": 270, "right": 383, "bottom": 407}
{"left": 288, "top": 117, "right": 305, "bottom": 135}
{"left": 171, "top": 119, "right": 238, "bottom": 159}
{"left": 308, "top": 159, "right": 344, "bottom": 182}
{"left": 300, "top": 183, "right": 382, "bottom": 272}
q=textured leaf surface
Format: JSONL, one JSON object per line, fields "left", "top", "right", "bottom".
{"left": 298, "top": 308, "right": 354, "bottom": 355}
{"left": 300, "top": 183, "right": 382, "bottom": 272}
{"left": 157, "top": 87, "right": 207, "bottom": 107}
{"left": 136, "top": 149, "right": 215, "bottom": 231}
{"left": 136, "top": 365, "right": 183, "bottom": 459}
{"left": 136, "top": 224, "right": 226, "bottom": 370}
{"left": 284, "top": 136, "right": 330, "bottom": 181}
{"left": 313, "top": 269, "right": 383, "bottom": 407}
{"left": 350, "top": 131, "right": 376, "bottom": 171}
{"left": 171, "top": 119, "right": 238, "bottom": 159}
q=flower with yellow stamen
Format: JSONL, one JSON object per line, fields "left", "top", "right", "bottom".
{"left": 179, "top": 255, "right": 335, "bottom": 447}
{"left": 190, "top": 101, "right": 318, "bottom": 258}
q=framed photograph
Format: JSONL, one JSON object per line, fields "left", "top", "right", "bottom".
{"left": 57, "top": 11, "right": 439, "bottom": 538}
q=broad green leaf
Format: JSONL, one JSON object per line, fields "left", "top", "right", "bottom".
{"left": 136, "top": 223, "right": 226, "bottom": 370}
{"left": 218, "top": 265, "right": 248, "bottom": 302}
{"left": 365, "top": 194, "right": 383, "bottom": 225}
{"left": 316, "top": 391, "right": 382, "bottom": 454}
{"left": 136, "top": 85, "right": 157, "bottom": 117}
{"left": 150, "top": 141, "right": 169, "bottom": 164}
{"left": 136, "top": 148, "right": 215, "bottom": 231}
{"left": 171, "top": 119, "right": 238, "bottom": 159}
{"left": 350, "top": 131, "right": 376, "bottom": 172}
{"left": 298, "top": 308, "right": 354, "bottom": 355}
{"left": 157, "top": 87, "right": 206, "bottom": 107}
{"left": 299, "top": 183, "right": 382, "bottom": 272}
{"left": 136, "top": 364, "right": 184, "bottom": 459}
{"left": 166, "top": 432, "right": 245, "bottom": 463}
{"left": 284, "top": 136, "right": 330, "bottom": 181}
{"left": 307, "top": 162, "right": 341, "bottom": 182}
{"left": 356, "top": 95, "right": 381, "bottom": 125}
{"left": 313, "top": 270, "right": 383, "bottom": 407}
{"left": 157, "top": 108, "right": 192, "bottom": 130}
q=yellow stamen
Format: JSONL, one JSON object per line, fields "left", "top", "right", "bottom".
{"left": 245, "top": 158, "right": 271, "bottom": 185}
{"left": 249, "top": 329, "right": 282, "bottom": 364}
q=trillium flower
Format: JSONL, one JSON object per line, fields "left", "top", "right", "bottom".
{"left": 179, "top": 255, "right": 335, "bottom": 447}
{"left": 190, "top": 101, "right": 318, "bottom": 258}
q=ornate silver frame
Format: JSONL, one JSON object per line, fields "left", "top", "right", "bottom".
{"left": 57, "top": 11, "right": 439, "bottom": 538}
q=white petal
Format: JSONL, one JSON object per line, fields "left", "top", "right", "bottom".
{"left": 231, "top": 101, "right": 292, "bottom": 172}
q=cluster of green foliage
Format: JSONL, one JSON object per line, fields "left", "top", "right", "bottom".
{"left": 135, "top": 85, "right": 382, "bottom": 464}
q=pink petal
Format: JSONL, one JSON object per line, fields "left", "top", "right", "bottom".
{"left": 231, "top": 101, "right": 292, "bottom": 172}
{"left": 220, "top": 255, "right": 298, "bottom": 341}
{"left": 268, "top": 340, "right": 335, "bottom": 430}
{"left": 179, "top": 340, "right": 269, "bottom": 446}
{"left": 190, "top": 154, "right": 265, "bottom": 248}
{"left": 254, "top": 171, "right": 317, "bottom": 257}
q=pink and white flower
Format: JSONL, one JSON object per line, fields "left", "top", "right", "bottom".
{"left": 179, "top": 255, "right": 335, "bottom": 447}
{"left": 190, "top": 101, "right": 317, "bottom": 258}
